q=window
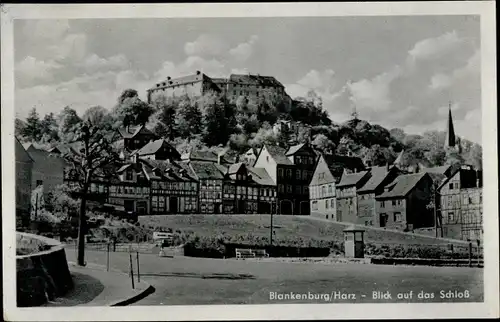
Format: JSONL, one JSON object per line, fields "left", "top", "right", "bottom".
{"left": 36, "top": 180, "right": 43, "bottom": 187}
{"left": 303, "top": 186, "right": 309, "bottom": 194}
{"left": 266, "top": 156, "right": 270, "bottom": 162}
{"left": 309, "top": 157, "right": 314, "bottom": 164}
{"left": 296, "top": 156, "right": 302, "bottom": 164}
{"left": 328, "top": 185, "right": 333, "bottom": 194}
{"left": 463, "top": 195, "right": 469, "bottom": 205}
{"left": 286, "top": 185, "right": 292, "bottom": 193}
{"left": 331, "top": 199, "right": 335, "bottom": 208}
{"left": 278, "top": 168, "right": 284, "bottom": 178}
{"left": 296, "top": 170, "right": 301, "bottom": 179}
{"left": 321, "top": 186, "right": 326, "bottom": 197}
{"left": 454, "top": 182, "right": 459, "bottom": 189}
{"left": 296, "top": 186, "right": 301, "bottom": 194}
{"left": 302, "top": 171, "right": 309, "bottom": 180}
{"left": 449, "top": 183, "right": 454, "bottom": 190}
{"left": 381, "top": 201, "right": 385, "bottom": 208}
{"left": 286, "top": 169, "right": 292, "bottom": 178}
{"left": 312, "top": 201, "right": 318, "bottom": 210}
{"left": 448, "top": 212, "right": 455, "bottom": 222}
{"left": 392, "top": 200, "right": 397, "bottom": 206}
{"left": 126, "top": 171, "right": 133, "bottom": 181}
{"left": 318, "top": 173, "right": 325, "bottom": 180}
{"left": 278, "top": 184, "right": 284, "bottom": 193}
{"left": 394, "top": 212, "right": 402, "bottom": 222}
{"left": 325, "top": 200, "right": 329, "bottom": 209}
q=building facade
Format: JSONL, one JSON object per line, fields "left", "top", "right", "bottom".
{"left": 118, "top": 125, "right": 157, "bottom": 151}
{"left": 254, "top": 144, "right": 316, "bottom": 215}
{"left": 184, "top": 161, "right": 224, "bottom": 214}
{"left": 23, "top": 143, "right": 66, "bottom": 199}
{"left": 147, "top": 71, "right": 292, "bottom": 110}
{"left": 16, "top": 138, "right": 33, "bottom": 227}
{"left": 438, "top": 166, "right": 483, "bottom": 240}
{"left": 375, "top": 172, "right": 434, "bottom": 230}
{"left": 309, "top": 155, "right": 337, "bottom": 220}
{"left": 357, "top": 165, "right": 400, "bottom": 226}
{"left": 248, "top": 166, "right": 277, "bottom": 214}
{"left": 221, "top": 163, "right": 259, "bottom": 214}
{"left": 335, "top": 171, "right": 370, "bottom": 223}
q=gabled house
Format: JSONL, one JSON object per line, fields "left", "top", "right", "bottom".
{"left": 219, "top": 162, "right": 259, "bottom": 214}
{"left": 335, "top": 171, "right": 371, "bottom": 223}
{"left": 117, "top": 125, "right": 157, "bottom": 151}
{"left": 357, "top": 165, "right": 401, "bottom": 226}
{"left": 438, "top": 165, "right": 483, "bottom": 240}
{"left": 248, "top": 166, "right": 277, "bottom": 214}
{"left": 181, "top": 160, "right": 225, "bottom": 214}
{"left": 375, "top": 172, "right": 434, "bottom": 230}
{"left": 254, "top": 144, "right": 316, "bottom": 215}
{"left": 146, "top": 159, "right": 198, "bottom": 214}
{"left": 107, "top": 162, "right": 151, "bottom": 217}
{"left": 22, "top": 143, "right": 66, "bottom": 199}
{"left": 309, "top": 154, "right": 337, "bottom": 220}
{"left": 16, "top": 138, "right": 34, "bottom": 227}
{"left": 133, "top": 139, "right": 181, "bottom": 161}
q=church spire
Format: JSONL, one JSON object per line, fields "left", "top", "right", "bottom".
{"left": 445, "top": 102, "right": 456, "bottom": 149}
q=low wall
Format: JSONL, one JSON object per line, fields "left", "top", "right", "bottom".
{"left": 17, "top": 232, "right": 73, "bottom": 307}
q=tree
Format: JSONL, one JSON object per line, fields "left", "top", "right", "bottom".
{"left": 58, "top": 106, "right": 82, "bottom": 142}
{"left": 115, "top": 89, "right": 154, "bottom": 127}
{"left": 151, "top": 95, "right": 177, "bottom": 140}
{"left": 39, "top": 112, "right": 59, "bottom": 143}
{"left": 21, "top": 107, "right": 43, "bottom": 142}
{"left": 311, "top": 134, "right": 335, "bottom": 155}
{"left": 202, "top": 93, "right": 232, "bottom": 146}
{"left": 15, "top": 118, "right": 27, "bottom": 142}
{"left": 62, "top": 120, "right": 118, "bottom": 266}
{"left": 176, "top": 96, "right": 203, "bottom": 139}
{"left": 364, "top": 144, "right": 390, "bottom": 166}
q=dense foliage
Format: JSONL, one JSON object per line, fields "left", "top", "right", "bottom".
{"left": 17, "top": 88, "right": 482, "bottom": 172}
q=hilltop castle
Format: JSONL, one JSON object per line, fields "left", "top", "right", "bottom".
{"left": 147, "top": 70, "right": 293, "bottom": 109}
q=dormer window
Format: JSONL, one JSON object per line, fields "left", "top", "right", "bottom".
{"left": 126, "top": 170, "right": 133, "bottom": 181}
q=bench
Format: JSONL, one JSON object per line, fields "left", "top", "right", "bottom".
{"left": 235, "top": 248, "right": 255, "bottom": 259}
{"left": 253, "top": 249, "right": 269, "bottom": 258}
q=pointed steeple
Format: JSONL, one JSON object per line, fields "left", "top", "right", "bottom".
{"left": 445, "top": 102, "right": 456, "bottom": 149}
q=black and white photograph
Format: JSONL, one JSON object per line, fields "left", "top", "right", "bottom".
{"left": 2, "top": 2, "right": 498, "bottom": 321}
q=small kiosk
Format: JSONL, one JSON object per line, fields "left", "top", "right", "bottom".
{"left": 343, "top": 225, "right": 365, "bottom": 258}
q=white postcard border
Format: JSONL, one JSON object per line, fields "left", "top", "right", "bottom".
{"left": 2, "top": 2, "right": 498, "bottom": 321}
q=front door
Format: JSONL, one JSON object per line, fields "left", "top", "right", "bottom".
{"left": 169, "top": 196, "right": 178, "bottom": 214}
{"left": 380, "top": 213, "right": 388, "bottom": 227}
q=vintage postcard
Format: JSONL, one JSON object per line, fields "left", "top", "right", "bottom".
{"left": 2, "top": 2, "right": 498, "bottom": 321}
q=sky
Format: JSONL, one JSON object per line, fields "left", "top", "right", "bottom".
{"left": 13, "top": 15, "right": 481, "bottom": 144}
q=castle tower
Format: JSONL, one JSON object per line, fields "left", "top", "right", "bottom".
{"left": 444, "top": 103, "right": 458, "bottom": 151}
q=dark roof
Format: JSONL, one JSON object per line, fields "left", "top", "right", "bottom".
{"left": 422, "top": 165, "right": 451, "bottom": 175}
{"left": 228, "top": 162, "right": 244, "bottom": 174}
{"left": 265, "top": 145, "right": 293, "bottom": 165}
{"left": 153, "top": 72, "right": 208, "bottom": 90}
{"left": 377, "top": 172, "right": 428, "bottom": 199}
{"left": 358, "top": 166, "right": 393, "bottom": 193}
{"left": 181, "top": 150, "right": 226, "bottom": 163}
{"left": 15, "top": 137, "right": 34, "bottom": 163}
{"left": 438, "top": 167, "right": 483, "bottom": 191}
{"left": 248, "top": 167, "right": 275, "bottom": 186}
{"left": 142, "top": 159, "right": 196, "bottom": 182}
{"left": 188, "top": 161, "right": 225, "bottom": 179}
{"left": 229, "top": 74, "right": 284, "bottom": 88}
{"left": 337, "top": 171, "right": 369, "bottom": 188}
{"left": 285, "top": 143, "right": 305, "bottom": 156}
{"left": 25, "top": 145, "right": 65, "bottom": 165}
{"left": 134, "top": 139, "right": 180, "bottom": 158}
{"left": 117, "top": 125, "right": 154, "bottom": 139}
{"left": 323, "top": 154, "right": 365, "bottom": 179}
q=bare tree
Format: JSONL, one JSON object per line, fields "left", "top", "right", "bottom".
{"left": 62, "top": 121, "right": 118, "bottom": 266}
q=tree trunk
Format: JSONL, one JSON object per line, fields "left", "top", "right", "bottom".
{"left": 77, "top": 184, "right": 89, "bottom": 266}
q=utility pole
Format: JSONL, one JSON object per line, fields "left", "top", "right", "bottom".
{"left": 270, "top": 201, "right": 274, "bottom": 246}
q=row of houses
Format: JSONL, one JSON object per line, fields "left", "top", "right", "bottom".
{"left": 15, "top": 122, "right": 483, "bottom": 240}
{"left": 308, "top": 153, "right": 483, "bottom": 241}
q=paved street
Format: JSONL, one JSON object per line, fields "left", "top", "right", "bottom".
{"left": 65, "top": 248, "right": 483, "bottom": 305}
